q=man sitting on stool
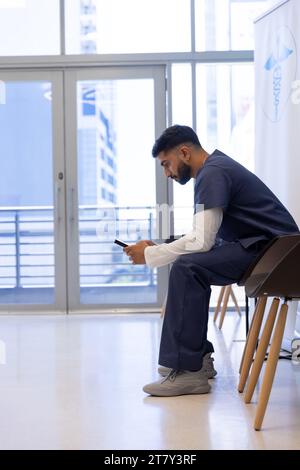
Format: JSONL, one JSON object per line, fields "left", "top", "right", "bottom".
{"left": 124, "top": 125, "right": 299, "bottom": 397}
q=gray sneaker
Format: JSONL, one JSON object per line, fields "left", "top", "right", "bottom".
{"left": 158, "top": 352, "right": 217, "bottom": 379}
{"left": 143, "top": 369, "right": 211, "bottom": 397}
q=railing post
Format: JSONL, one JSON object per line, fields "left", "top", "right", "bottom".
{"left": 15, "top": 211, "right": 21, "bottom": 289}
{"left": 116, "top": 206, "right": 120, "bottom": 239}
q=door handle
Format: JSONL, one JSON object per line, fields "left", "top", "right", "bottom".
{"left": 55, "top": 183, "right": 61, "bottom": 223}
{"left": 69, "top": 188, "right": 75, "bottom": 223}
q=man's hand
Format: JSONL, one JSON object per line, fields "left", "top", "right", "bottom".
{"left": 124, "top": 240, "right": 155, "bottom": 265}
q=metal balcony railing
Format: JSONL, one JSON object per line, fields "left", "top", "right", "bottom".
{"left": 0, "top": 205, "right": 157, "bottom": 289}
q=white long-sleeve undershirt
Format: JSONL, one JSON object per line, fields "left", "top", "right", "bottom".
{"left": 144, "top": 207, "right": 223, "bottom": 269}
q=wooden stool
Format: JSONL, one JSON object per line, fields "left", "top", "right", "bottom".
{"left": 213, "top": 285, "right": 241, "bottom": 329}
{"left": 237, "top": 234, "right": 300, "bottom": 430}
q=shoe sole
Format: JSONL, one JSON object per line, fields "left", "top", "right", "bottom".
{"left": 143, "top": 383, "right": 211, "bottom": 397}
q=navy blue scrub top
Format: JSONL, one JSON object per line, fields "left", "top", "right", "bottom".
{"left": 194, "top": 150, "right": 299, "bottom": 248}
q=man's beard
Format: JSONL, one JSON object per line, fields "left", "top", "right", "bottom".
{"left": 176, "top": 161, "right": 192, "bottom": 185}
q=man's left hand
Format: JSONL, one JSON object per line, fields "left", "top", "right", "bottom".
{"left": 124, "top": 240, "right": 152, "bottom": 265}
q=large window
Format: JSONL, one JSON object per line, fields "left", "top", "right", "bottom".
{"left": 196, "top": 63, "right": 255, "bottom": 171}
{"left": 196, "top": 0, "right": 279, "bottom": 51}
{"left": 0, "top": 0, "right": 279, "bottom": 56}
{"left": 0, "top": 0, "right": 60, "bottom": 56}
{"left": 65, "top": 0, "right": 191, "bottom": 54}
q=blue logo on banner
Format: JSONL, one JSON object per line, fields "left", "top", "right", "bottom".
{"left": 265, "top": 42, "right": 293, "bottom": 72}
{"left": 263, "top": 26, "right": 297, "bottom": 122}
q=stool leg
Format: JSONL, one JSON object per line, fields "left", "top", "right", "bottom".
{"left": 214, "top": 286, "right": 225, "bottom": 322}
{"left": 230, "top": 286, "right": 241, "bottom": 317}
{"left": 238, "top": 296, "right": 267, "bottom": 393}
{"left": 245, "top": 295, "right": 250, "bottom": 335}
{"left": 218, "top": 285, "right": 231, "bottom": 329}
{"left": 254, "top": 302, "right": 288, "bottom": 431}
{"left": 244, "top": 297, "right": 280, "bottom": 404}
{"left": 239, "top": 296, "right": 254, "bottom": 374}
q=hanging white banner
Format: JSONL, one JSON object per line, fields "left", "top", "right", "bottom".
{"left": 255, "top": 0, "right": 300, "bottom": 350}
{"left": 255, "top": 0, "right": 300, "bottom": 225}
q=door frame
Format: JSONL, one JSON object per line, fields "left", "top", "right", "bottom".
{"left": 0, "top": 66, "right": 168, "bottom": 314}
{"left": 64, "top": 65, "right": 168, "bottom": 313}
{"left": 0, "top": 70, "right": 67, "bottom": 314}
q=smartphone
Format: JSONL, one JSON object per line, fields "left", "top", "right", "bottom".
{"left": 114, "top": 239, "right": 128, "bottom": 248}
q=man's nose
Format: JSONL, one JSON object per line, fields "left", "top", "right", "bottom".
{"left": 164, "top": 168, "right": 171, "bottom": 178}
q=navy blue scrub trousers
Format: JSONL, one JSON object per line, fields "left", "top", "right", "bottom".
{"left": 159, "top": 240, "right": 265, "bottom": 371}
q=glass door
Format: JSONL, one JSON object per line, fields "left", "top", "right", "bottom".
{"left": 0, "top": 71, "right": 66, "bottom": 313}
{"left": 65, "top": 66, "right": 167, "bottom": 312}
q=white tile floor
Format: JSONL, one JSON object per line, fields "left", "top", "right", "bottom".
{"left": 0, "top": 311, "right": 299, "bottom": 450}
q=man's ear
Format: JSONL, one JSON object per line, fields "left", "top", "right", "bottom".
{"left": 180, "top": 145, "right": 191, "bottom": 162}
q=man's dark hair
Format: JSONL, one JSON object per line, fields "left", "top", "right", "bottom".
{"left": 152, "top": 125, "right": 201, "bottom": 158}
